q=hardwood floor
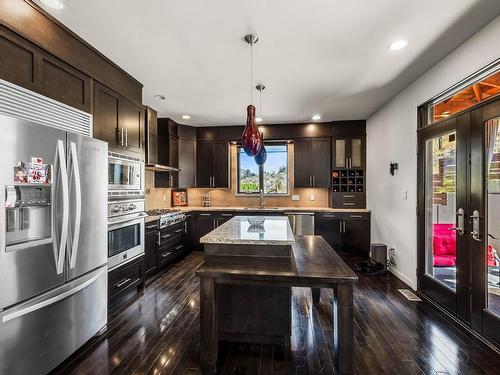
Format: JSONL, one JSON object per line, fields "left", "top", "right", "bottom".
{"left": 51, "top": 252, "right": 500, "bottom": 375}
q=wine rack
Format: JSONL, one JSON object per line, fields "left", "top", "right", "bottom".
{"left": 331, "top": 169, "right": 364, "bottom": 193}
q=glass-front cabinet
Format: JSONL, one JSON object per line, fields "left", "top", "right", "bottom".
{"left": 332, "top": 136, "right": 365, "bottom": 169}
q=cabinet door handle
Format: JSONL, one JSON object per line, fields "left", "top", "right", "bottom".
{"left": 125, "top": 128, "right": 128, "bottom": 148}
{"left": 345, "top": 158, "right": 348, "bottom": 168}
{"left": 162, "top": 233, "right": 172, "bottom": 239}
{"left": 115, "top": 278, "right": 131, "bottom": 288}
{"left": 175, "top": 229, "right": 183, "bottom": 233}
{"left": 343, "top": 221, "right": 347, "bottom": 233}
{"left": 157, "top": 232, "right": 161, "bottom": 245}
{"left": 161, "top": 252, "right": 172, "bottom": 258}
{"left": 339, "top": 221, "right": 342, "bottom": 233}
{"left": 175, "top": 245, "right": 184, "bottom": 250}
{"left": 170, "top": 175, "right": 173, "bottom": 187}
{"left": 194, "top": 176, "right": 197, "bottom": 187}
{"left": 146, "top": 224, "right": 157, "bottom": 229}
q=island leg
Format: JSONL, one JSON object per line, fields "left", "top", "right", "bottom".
{"left": 200, "top": 277, "right": 218, "bottom": 375}
{"left": 311, "top": 288, "right": 321, "bottom": 304}
{"left": 333, "top": 283, "right": 354, "bottom": 375}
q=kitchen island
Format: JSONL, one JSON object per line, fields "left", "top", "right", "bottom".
{"left": 196, "top": 216, "right": 358, "bottom": 375}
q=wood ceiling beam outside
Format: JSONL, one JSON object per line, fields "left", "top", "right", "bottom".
{"left": 472, "top": 83, "right": 482, "bottom": 103}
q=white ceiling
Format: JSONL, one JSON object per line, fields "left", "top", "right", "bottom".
{"left": 42, "top": 0, "right": 500, "bottom": 126}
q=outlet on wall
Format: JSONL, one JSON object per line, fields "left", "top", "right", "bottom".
{"left": 292, "top": 194, "right": 300, "bottom": 201}
{"left": 310, "top": 194, "right": 315, "bottom": 201}
{"left": 163, "top": 194, "right": 167, "bottom": 201}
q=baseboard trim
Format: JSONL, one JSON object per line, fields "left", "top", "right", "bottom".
{"left": 417, "top": 290, "right": 500, "bottom": 356}
{"left": 388, "top": 266, "right": 417, "bottom": 290}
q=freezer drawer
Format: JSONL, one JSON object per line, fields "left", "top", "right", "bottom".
{"left": 0, "top": 266, "right": 107, "bottom": 375}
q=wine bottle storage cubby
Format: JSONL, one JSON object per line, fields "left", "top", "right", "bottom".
{"left": 331, "top": 169, "right": 364, "bottom": 193}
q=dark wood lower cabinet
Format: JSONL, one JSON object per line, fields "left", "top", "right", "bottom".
{"left": 315, "top": 212, "right": 370, "bottom": 254}
{"left": 144, "top": 220, "right": 159, "bottom": 277}
{"left": 108, "top": 255, "right": 145, "bottom": 308}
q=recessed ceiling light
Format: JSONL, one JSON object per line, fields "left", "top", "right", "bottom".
{"left": 311, "top": 114, "right": 321, "bottom": 121}
{"left": 256, "top": 117, "right": 263, "bottom": 123}
{"left": 182, "top": 115, "right": 191, "bottom": 120}
{"left": 388, "top": 39, "right": 408, "bottom": 51}
{"left": 154, "top": 95, "right": 166, "bottom": 100}
{"left": 40, "top": 0, "right": 64, "bottom": 9}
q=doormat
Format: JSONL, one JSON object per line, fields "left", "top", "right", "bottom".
{"left": 398, "top": 289, "right": 422, "bottom": 301}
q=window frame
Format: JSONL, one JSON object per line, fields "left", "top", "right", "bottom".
{"left": 236, "top": 142, "right": 289, "bottom": 196}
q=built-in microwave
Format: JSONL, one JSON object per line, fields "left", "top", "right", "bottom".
{"left": 108, "top": 152, "right": 144, "bottom": 197}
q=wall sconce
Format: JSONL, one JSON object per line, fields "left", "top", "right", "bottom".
{"left": 389, "top": 162, "right": 398, "bottom": 176}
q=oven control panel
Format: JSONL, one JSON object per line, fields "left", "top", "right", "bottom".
{"left": 108, "top": 199, "right": 145, "bottom": 218}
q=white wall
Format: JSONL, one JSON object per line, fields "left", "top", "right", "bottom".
{"left": 366, "top": 15, "right": 500, "bottom": 290}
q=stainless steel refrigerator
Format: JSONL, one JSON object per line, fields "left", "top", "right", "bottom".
{"left": 0, "top": 110, "right": 108, "bottom": 374}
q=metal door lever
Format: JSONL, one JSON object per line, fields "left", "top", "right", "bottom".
{"left": 448, "top": 208, "right": 464, "bottom": 235}
{"left": 470, "top": 210, "right": 481, "bottom": 241}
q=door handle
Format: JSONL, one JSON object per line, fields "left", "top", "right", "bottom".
{"left": 53, "top": 140, "right": 68, "bottom": 275}
{"left": 448, "top": 208, "right": 464, "bottom": 236}
{"left": 68, "top": 142, "right": 82, "bottom": 269}
{"left": 470, "top": 210, "right": 481, "bottom": 241}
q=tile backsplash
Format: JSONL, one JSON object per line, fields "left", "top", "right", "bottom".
{"left": 145, "top": 144, "right": 330, "bottom": 210}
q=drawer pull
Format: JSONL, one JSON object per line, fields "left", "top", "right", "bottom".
{"left": 199, "top": 213, "right": 211, "bottom": 216}
{"left": 221, "top": 213, "right": 233, "bottom": 217}
{"left": 349, "top": 215, "right": 363, "bottom": 218}
{"left": 115, "top": 278, "right": 131, "bottom": 288}
{"left": 162, "top": 234, "right": 172, "bottom": 239}
{"left": 146, "top": 224, "right": 157, "bottom": 229}
{"left": 343, "top": 195, "right": 355, "bottom": 198}
{"left": 161, "top": 252, "right": 172, "bottom": 258}
{"left": 323, "top": 214, "right": 337, "bottom": 218}
{"left": 175, "top": 229, "right": 184, "bottom": 233}
{"left": 343, "top": 203, "right": 355, "bottom": 206}
{"left": 175, "top": 245, "right": 184, "bottom": 250}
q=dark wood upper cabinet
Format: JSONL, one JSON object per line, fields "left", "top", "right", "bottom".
{"left": 332, "top": 136, "right": 365, "bottom": 169}
{"left": 0, "top": 27, "right": 35, "bottom": 89}
{"left": 212, "top": 141, "right": 229, "bottom": 188}
{"left": 294, "top": 139, "right": 312, "bottom": 187}
{"left": 196, "top": 141, "right": 213, "bottom": 188}
{"left": 178, "top": 138, "right": 196, "bottom": 188}
{"left": 145, "top": 107, "right": 158, "bottom": 164}
{"left": 195, "top": 140, "right": 229, "bottom": 189}
{"left": 93, "top": 82, "right": 119, "bottom": 144}
{"left": 93, "top": 81, "right": 144, "bottom": 156}
{"left": 294, "top": 137, "right": 331, "bottom": 188}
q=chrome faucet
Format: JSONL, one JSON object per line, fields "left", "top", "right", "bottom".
{"left": 259, "top": 189, "right": 266, "bottom": 208}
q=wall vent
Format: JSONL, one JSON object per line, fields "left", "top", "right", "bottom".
{"left": 0, "top": 79, "right": 92, "bottom": 137}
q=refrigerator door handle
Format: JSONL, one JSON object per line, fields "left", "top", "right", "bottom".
{"left": 53, "top": 140, "right": 69, "bottom": 275}
{"left": 1, "top": 267, "right": 105, "bottom": 323}
{"left": 69, "top": 142, "right": 82, "bottom": 269}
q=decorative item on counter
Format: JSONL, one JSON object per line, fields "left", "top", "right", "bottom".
{"left": 14, "top": 162, "right": 27, "bottom": 183}
{"left": 247, "top": 216, "right": 265, "bottom": 227}
{"left": 171, "top": 189, "right": 188, "bottom": 206}
{"left": 202, "top": 192, "right": 211, "bottom": 207}
{"left": 241, "top": 34, "right": 262, "bottom": 156}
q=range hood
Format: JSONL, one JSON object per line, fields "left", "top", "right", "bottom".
{"left": 145, "top": 163, "right": 179, "bottom": 172}
{"left": 145, "top": 108, "right": 179, "bottom": 172}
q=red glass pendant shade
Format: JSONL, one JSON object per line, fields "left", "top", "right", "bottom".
{"left": 254, "top": 143, "right": 267, "bottom": 165}
{"left": 242, "top": 104, "right": 262, "bottom": 156}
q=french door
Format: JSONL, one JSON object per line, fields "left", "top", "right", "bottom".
{"left": 418, "top": 97, "right": 500, "bottom": 345}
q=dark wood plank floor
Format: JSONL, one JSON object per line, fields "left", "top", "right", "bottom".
{"left": 51, "top": 252, "right": 500, "bottom": 375}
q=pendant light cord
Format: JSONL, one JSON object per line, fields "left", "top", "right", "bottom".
{"left": 250, "top": 41, "right": 253, "bottom": 105}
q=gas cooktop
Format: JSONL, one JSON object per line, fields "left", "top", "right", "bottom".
{"left": 146, "top": 208, "right": 182, "bottom": 216}
{"left": 146, "top": 209, "right": 186, "bottom": 228}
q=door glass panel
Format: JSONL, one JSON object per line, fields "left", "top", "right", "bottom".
{"left": 351, "top": 138, "right": 362, "bottom": 167}
{"left": 335, "top": 139, "right": 346, "bottom": 168}
{"left": 108, "top": 223, "right": 141, "bottom": 258}
{"left": 486, "top": 117, "right": 500, "bottom": 316}
{"left": 424, "top": 131, "right": 457, "bottom": 290}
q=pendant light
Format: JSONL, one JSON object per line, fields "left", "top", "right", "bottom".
{"left": 241, "top": 34, "right": 263, "bottom": 156}
{"left": 254, "top": 84, "right": 267, "bottom": 165}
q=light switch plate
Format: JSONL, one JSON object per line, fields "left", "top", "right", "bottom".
{"left": 163, "top": 194, "right": 167, "bottom": 201}
{"left": 292, "top": 194, "right": 300, "bottom": 201}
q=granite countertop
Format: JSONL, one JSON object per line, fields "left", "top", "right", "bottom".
{"left": 176, "top": 206, "right": 370, "bottom": 213}
{"left": 200, "top": 215, "right": 295, "bottom": 246}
